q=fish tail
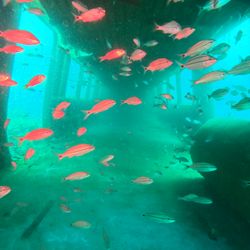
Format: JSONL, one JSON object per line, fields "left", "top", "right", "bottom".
{"left": 99, "top": 56, "right": 105, "bottom": 62}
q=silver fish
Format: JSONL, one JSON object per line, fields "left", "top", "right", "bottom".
{"left": 179, "top": 194, "right": 213, "bottom": 205}
{"left": 189, "top": 162, "right": 217, "bottom": 172}
{"left": 143, "top": 212, "right": 175, "bottom": 223}
{"left": 228, "top": 60, "right": 250, "bottom": 75}
{"left": 231, "top": 97, "right": 250, "bottom": 110}
{"left": 179, "top": 55, "right": 216, "bottom": 70}
{"left": 194, "top": 71, "right": 227, "bottom": 84}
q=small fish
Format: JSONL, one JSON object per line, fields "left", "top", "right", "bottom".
{"left": 0, "top": 72, "right": 10, "bottom": 82}
{"left": 11, "top": 161, "right": 17, "bottom": 170}
{"left": 18, "top": 128, "right": 53, "bottom": 145}
{"left": 235, "top": 30, "right": 243, "bottom": 44}
{"left": 0, "top": 186, "right": 11, "bottom": 199}
{"left": 178, "top": 55, "right": 216, "bottom": 70}
{"left": 0, "top": 79, "right": 17, "bottom": 87}
{"left": 143, "top": 212, "right": 175, "bottom": 223}
{"left": 0, "top": 29, "right": 40, "bottom": 45}
{"left": 232, "top": 97, "right": 250, "bottom": 110}
{"left": 133, "top": 38, "right": 140, "bottom": 47}
{"left": 144, "top": 58, "right": 173, "bottom": 72}
{"left": 180, "top": 39, "right": 215, "bottom": 58}
{"left": 25, "top": 148, "right": 35, "bottom": 160}
{"left": 143, "top": 40, "right": 158, "bottom": 47}
{"left": 16, "top": 0, "right": 34, "bottom": 2}
{"left": 129, "top": 49, "right": 146, "bottom": 61}
{"left": 3, "top": 118, "right": 10, "bottom": 129}
{"left": 53, "top": 101, "right": 70, "bottom": 119}
{"left": 71, "top": 220, "right": 91, "bottom": 229}
{"left": 208, "top": 88, "right": 229, "bottom": 99}
{"left": 58, "top": 144, "right": 95, "bottom": 160}
{"left": 167, "top": 0, "right": 184, "bottom": 5}
{"left": 119, "top": 72, "right": 131, "bottom": 77}
{"left": 73, "top": 7, "right": 106, "bottom": 23}
{"left": 100, "top": 49, "right": 126, "bottom": 62}
{"left": 174, "top": 156, "right": 189, "bottom": 163}
{"left": 178, "top": 193, "right": 213, "bottom": 205}
{"left": 189, "top": 162, "right": 217, "bottom": 172}
{"left": 100, "top": 155, "right": 114, "bottom": 167}
{"left": 161, "top": 93, "right": 174, "bottom": 100}
{"left": 53, "top": 110, "right": 65, "bottom": 119}
{"left": 60, "top": 204, "right": 71, "bottom": 213}
{"left": 77, "top": 127, "right": 87, "bottom": 136}
{"left": 175, "top": 27, "right": 195, "bottom": 40}
{"left": 25, "top": 74, "right": 46, "bottom": 88}
{"left": 0, "top": 44, "right": 24, "bottom": 54}
{"left": 122, "top": 96, "right": 142, "bottom": 105}
{"left": 209, "top": 43, "right": 230, "bottom": 56}
{"left": 64, "top": 171, "right": 90, "bottom": 181}
{"left": 82, "top": 99, "right": 116, "bottom": 120}
{"left": 132, "top": 176, "right": 153, "bottom": 185}
{"left": 194, "top": 71, "right": 226, "bottom": 85}
{"left": 120, "top": 66, "right": 131, "bottom": 72}
{"left": 185, "top": 92, "right": 197, "bottom": 101}
{"left": 228, "top": 60, "right": 250, "bottom": 75}
{"left": 27, "top": 8, "right": 44, "bottom": 16}
{"left": 155, "top": 21, "right": 181, "bottom": 35}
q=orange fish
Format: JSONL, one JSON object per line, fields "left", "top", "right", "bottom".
{"left": 55, "top": 101, "right": 71, "bottom": 111}
{"left": 74, "top": 7, "right": 106, "bottom": 23}
{"left": 133, "top": 38, "right": 141, "bottom": 47}
{"left": 99, "top": 49, "right": 126, "bottom": 62}
{"left": 60, "top": 204, "right": 71, "bottom": 213}
{"left": 144, "top": 58, "right": 173, "bottom": 72}
{"left": 161, "top": 94, "right": 174, "bottom": 100}
{"left": 18, "top": 128, "right": 54, "bottom": 145}
{"left": 122, "top": 96, "right": 142, "bottom": 105}
{"left": 71, "top": 220, "right": 91, "bottom": 228}
{"left": 77, "top": 127, "right": 87, "bottom": 136}
{"left": 175, "top": 27, "right": 195, "bottom": 40}
{"left": 3, "top": 118, "right": 10, "bottom": 129}
{"left": 25, "top": 148, "right": 35, "bottom": 160}
{"left": 52, "top": 110, "right": 65, "bottom": 119}
{"left": 100, "top": 155, "right": 114, "bottom": 167}
{"left": 82, "top": 99, "right": 116, "bottom": 120}
{"left": 58, "top": 144, "right": 95, "bottom": 160}
{"left": 0, "top": 79, "right": 17, "bottom": 87}
{"left": 0, "top": 186, "right": 11, "bottom": 199}
{"left": 132, "top": 176, "right": 154, "bottom": 185}
{"left": 129, "top": 49, "right": 146, "bottom": 61}
{"left": 27, "top": 8, "right": 44, "bottom": 16}
{"left": 52, "top": 101, "right": 70, "bottom": 119}
{"left": 72, "top": 1, "right": 88, "bottom": 12}
{"left": 16, "top": 0, "right": 34, "bottom": 2}
{"left": 155, "top": 21, "right": 181, "bottom": 35}
{"left": 25, "top": 74, "right": 46, "bottom": 88}
{"left": 0, "top": 45, "right": 24, "bottom": 54}
{"left": 0, "top": 73, "right": 10, "bottom": 82}
{"left": 0, "top": 29, "right": 40, "bottom": 45}
{"left": 64, "top": 171, "right": 90, "bottom": 181}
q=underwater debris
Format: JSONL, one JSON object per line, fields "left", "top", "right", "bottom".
{"left": 143, "top": 212, "right": 175, "bottom": 223}
{"left": 21, "top": 200, "right": 54, "bottom": 239}
{"left": 24, "top": 148, "right": 35, "bottom": 161}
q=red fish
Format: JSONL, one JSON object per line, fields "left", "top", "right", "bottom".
{"left": 53, "top": 110, "right": 65, "bottom": 119}
{"left": 0, "top": 79, "right": 17, "bottom": 87}
{"left": 25, "top": 148, "right": 35, "bottom": 160}
{"left": 0, "top": 45, "right": 24, "bottom": 54}
{"left": 74, "top": 7, "right": 106, "bottom": 23}
{"left": 122, "top": 96, "right": 142, "bottom": 105}
{"left": 100, "top": 155, "right": 114, "bottom": 167}
{"left": 77, "top": 127, "right": 87, "bottom": 136}
{"left": 82, "top": 99, "right": 116, "bottom": 120}
{"left": 129, "top": 49, "right": 146, "bottom": 61}
{"left": 11, "top": 161, "right": 17, "bottom": 170}
{"left": 132, "top": 176, "right": 153, "bottom": 185}
{"left": 58, "top": 144, "right": 95, "bottom": 160}
{"left": 18, "top": 128, "right": 53, "bottom": 145}
{"left": 155, "top": 21, "right": 181, "bottom": 35}
{"left": 0, "top": 73, "right": 10, "bottom": 82}
{"left": 144, "top": 58, "right": 173, "bottom": 72}
{"left": 27, "top": 8, "right": 44, "bottom": 16}
{"left": 72, "top": 1, "right": 88, "bottom": 12}
{"left": 100, "top": 49, "right": 126, "bottom": 62}
{"left": 25, "top": 74, "right": 46, "bottom": 88}
{"left": 133, "top": 38, "right": 140, "bottom": 47}
{"left": 0, "top": 29, "right": 40, "bottom": 45}
{"left": 3, "top": 118, "right": 10, "bottom": 129}
{"left": 0, "top": 186, "right": 11, "bottom": 199}
{"left": 55, "top": 101, "right": 71, "bottom": 110}
{"left": 64, "top": 171, "right": 90, "bottom": 181}
{"left": 53, "top": 101, "right": 70, "bottom": 119}
{"left": 16, "top": 0, "right": 34, "bottom": 2}
{"left": 175, "top": 27, "right": 195, "bottom": 40}
{"left": 161, "top": 94, "right": 174, "bottom": 100}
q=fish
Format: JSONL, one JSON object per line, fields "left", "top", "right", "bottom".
{"left": 175, "top": 27, "right": 195, "bottom": 40}
{"left": 74, "top": 8, "right": 106, "bottom": 23}
{"left": 0, "top": 72, "right": 10, "bottom": 82}
{"left": 208, "top": 88, "right": 229, "bottom": 99}
{"left": 25, "top": 75, "right": 46, "bottom": 88}
{"left": 3, "top": 118, "right": 10, "bottom": 129}
{"left": 228, "top": 60, "right": 250, "bottom": 75}
{"left": 77, "top": 127, "right": 87, "bottom": 136}
{"left": 161, "top": 93, "right": 174, "bottom": 100}
{"left": 25, "top": 148, "right": 35, "bottom": 160}
{"left": 71, "top": 220, "right": 91, "bottom": 228}
{"left": 53, "top": 110, "right": 65, "bottom": 119}
{"left": 72, "top": 1, "right": 88, "bottom": 13}
{"left": 209, "top": 43, "right": 230, "bottom": 56}
{"left": 122, "top": 96, "right": 142, "bottom": 105}
{"left": 18, "top": 128, "right": 53, "bottom": 145}
{"left": 167, "top": 0, "right": 184, "bottom": 4}
{"left": 178, "top": 55, "right": 216, "bottom": 70}
{"left": 143, "top": 40, "right": 158, "bottom": 47}
{"left": 143, "top": 212, "right": 175, "bottom": 223}
{"left": 132, "top": 176, "right": 153, "bottom": 185}
{"left": 231, "top": 97, "right": 250, "bottom": 110}
{"left": 60, "top": 204, "right": 71, "bottom": 213}
{"left": 185, "top": 92, "right": 197, "bottom": 101}
{"left": 0, "top": 29, "right": 40, "bottom": 45}
{"left": 144, "top": 58, "right": 173, "bottom": 72}
{"left": 119, "top": 72, "right": 131, "bottom": 77}
{"left": 11, "top": 161, "right": 17, "bottom": 170}
{"left": 129, "top": 49, "right": 147, "bottom": 61}
{"left": 189, "top": 162, "right": 217, "bottom": 172}
{"left": 58, "top": 144, "right": 95, "bottom": 160}
{"left": 0, "top": 79, "right": 17, "bottom": 87}
{"left": 53, "top": 101, "right": 70, "bottom": 119}
{"left": 180, "top": 39, "right": 215, "bottom": 58}
{"left": 194, "top": 71, "right": 226, "bottom": 85}
{"left": 120, "top": 66, "right": 131, "bottom": 72}
{"left": 100, "top": 155, "right": 114, "bottom": 167}
{"left": 235, "top": 30, "right": 243, "bottom": 44}
{"left": 64, "top": 171, "right": 90, "bottom": 181}
{"left": 133, "top": 38, "right": 140, "bottom": 47}
{"left": 82, "top": 99, "right": 116, "bottom": 120}
{"left": 100, "top": 49, "right": 126, "bottom": 61}
{"left": 155, "top": 21, "right": 182, "bottom": 35}
{"left": 178, "top": 194, "right": 213, "bottom": 205}
{"left": 200, "top": 0, "right": 231, "bottom": 14}
{"left": 16, "top": 0, "right": 34, "bottom": 2}
{"left": 2, "top": 0, "right": 11, "bottom": 6}
{"left": 27, "top": 8, "right": 44, "bottom": 16}
{"left": 0, "top": 186, "right": 11, "bottom": 199}
{"left": 240, "top": 180, "right": 250, "bottom": 188}
{"left": 0, "top": 44, "right": 24, "bottom": 54}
